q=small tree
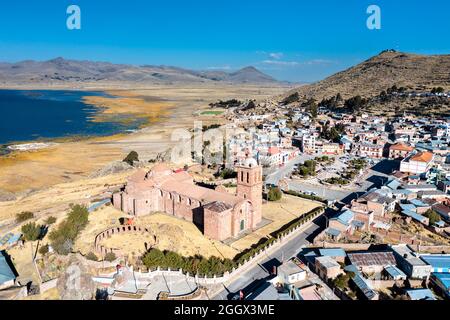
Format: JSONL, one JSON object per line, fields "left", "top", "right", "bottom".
{"left": 104, "top": 252, "right": 117, "bottom": 262}
{"left": 86, "top": 252, "right": 99, "bottom": 261}
{"left": 424, "top": 209, "right": 441, "bottom": 225}
{"left": 123, "top": 151, "right": 139, "bottom": 166}
{"left": 268, "top": 187, "right": 282, "bottom": 201}
{"left": 16, "top": 211, "right": 34, "bottom": 223}
{"left": 39, "top": 244, "right": 49, "bottom": 255}
{"left": 45, "top": 216, "right": 57, "bottom": 225}
{"left": 21, "top": 222, "right": 42, "bottom": 241}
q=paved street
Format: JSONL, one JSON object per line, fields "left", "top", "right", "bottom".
{"left": 211, "top": 215, "right": 329, "bottom": 300}
{"left": 265, "top": 155, "right": 392, "bottom": 203}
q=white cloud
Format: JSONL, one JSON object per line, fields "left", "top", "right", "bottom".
{"left": 262, "top": 60, "right": 299, "bottom": 66}
{"left": 260, "top": 58, "right": 335, "bottom": 68}
{"left": 269, "top": 52, "right": 284, "bottom": 60}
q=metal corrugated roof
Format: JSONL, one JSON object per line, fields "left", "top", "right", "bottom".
{"left": 406, "top": 289, "right": 436, "bottom": 300}
{"left": 348, "top": 252, "right": 396, "bottom": 267}
{"left": 433, "top": 273, "right": 450, "bottom": 290}
{"left": 420, "top": 255, "right": 450, "bottom": 272}
{"left": 318, "top": 248, "right": 347, "bottom": 257}
{"left": 352, "top": 274, "right": 377, "bottom": 300}
{"left": 402, "top": 209, "right": 428, "bottom": 223}
{"left": 384, "top": 265, "right": 407, "bottom": 279}
{"left": 325, "top": 228, "right": 341, "bottom": 237}
{"left": 0, "top": 251, "right": 16, "bottom": 284}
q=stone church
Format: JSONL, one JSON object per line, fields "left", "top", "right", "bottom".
{"left": 112, "top": 159, "right": 263, "bottom": 241}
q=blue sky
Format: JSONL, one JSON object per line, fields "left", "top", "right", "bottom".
{"left": 0, "top": 0, "right": 449, "bottom": 82}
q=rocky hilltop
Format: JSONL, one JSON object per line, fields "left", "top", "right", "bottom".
{"left": 283, "top": 50, "right": 450, "bottom": 101}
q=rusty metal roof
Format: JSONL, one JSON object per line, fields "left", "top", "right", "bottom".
{"left": 348, "top": 252, "right": 396, "bottom": 267}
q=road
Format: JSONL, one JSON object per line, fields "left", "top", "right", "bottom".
{"left": 265, "top": 155, "right": 391, "bottom": 203}
{"left": 211, "top": 215, "right": 328, "bottom": 300}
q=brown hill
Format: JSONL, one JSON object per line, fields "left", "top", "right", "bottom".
{"left": 284, "top": 50, "right": 450, "bottom": 101}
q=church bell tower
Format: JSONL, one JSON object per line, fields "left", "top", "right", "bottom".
{"left": 236, "top": 158, "right": 263, "bottom": 229}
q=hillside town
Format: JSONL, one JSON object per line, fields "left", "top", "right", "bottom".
{"left": 1, "top": 86, "right": 450, "bottom": 301}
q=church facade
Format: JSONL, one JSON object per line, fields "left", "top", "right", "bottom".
{"left": 112, "top": 160, "right": 263, "bottom": 241}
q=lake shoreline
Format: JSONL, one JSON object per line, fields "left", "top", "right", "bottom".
{"left": 0, "top": 84, "right": 289, "bottom": 194}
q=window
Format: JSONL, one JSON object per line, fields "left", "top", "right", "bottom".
{"left": 246, "top": 172, "right": 249, "bottom": 183}
{"left": 240, "top": 220, "right": 245, "bottom": 231}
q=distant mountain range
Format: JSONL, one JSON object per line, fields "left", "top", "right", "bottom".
{"left": 0, "top": 57, "right": 280, "bottom": 85}
{"left": 284, "top": 50, "right": 450, "bottom": 100}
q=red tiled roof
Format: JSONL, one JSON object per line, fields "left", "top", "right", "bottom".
{"left": 390, "top": 143, "right": 414, "bottom": 152}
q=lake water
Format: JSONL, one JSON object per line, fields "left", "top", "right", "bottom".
{"left": 0, "top": 89, "right": 145, "bottom": 147}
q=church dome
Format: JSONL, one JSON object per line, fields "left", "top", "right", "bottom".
{"left": 146, "top": 163, "right": 172, "bottom": 179}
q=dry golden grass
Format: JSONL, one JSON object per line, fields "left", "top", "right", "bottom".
{"left": 74, "top": 207, "right": 239, "bottom": 260}
{"left": 82, "top": 95, "right": 172, "bottom": 123}
{"left": 0, "top": 170, "right": 133, "bottom": 223}
{"left": 7, "top": 243, "right": 41, "bottom": 284}
{"left": 231, "top": 195, "right": 321, "bottom": 251}
{"left": 0, "top": 138, "right": 125, "bottom": 193}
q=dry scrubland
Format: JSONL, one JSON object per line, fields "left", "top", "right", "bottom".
{"left": 0, "top": 170, "right": 134, "bottom": 226}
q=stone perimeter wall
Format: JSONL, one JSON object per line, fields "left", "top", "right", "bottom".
{"left": 94, "top": 225, "right": 154, "bottom": 257}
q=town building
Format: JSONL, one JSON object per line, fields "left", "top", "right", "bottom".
{"left": 347, "top": 251, "right": 397, "bottom": 274}
{"left": 389, "top": 143, "right": 415, "bottom": 159}
{"left": 315, "top": 256, "right": 343, "bottom": 280}
{"left": 400, "top": 151, "right": 434, "bottom": 175}
{"left": 391, "top": 245, "right": 432, "bottom": 280}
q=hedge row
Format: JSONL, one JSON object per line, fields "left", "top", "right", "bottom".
{"left": 271, "top": 207, "right": 324, "bottom": 238}
{"left": 283, "top": 190, "right": 328, "bottom": 204}
{"left": 142, "top": 249, "right": 235, "bottom": 276}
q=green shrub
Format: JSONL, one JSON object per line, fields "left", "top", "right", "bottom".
{"left": 123, "top": 151, "right": 139, "bottom": 166}
{"left": 21, "top": 222, "right": 42, "bottom": 241}
{"left": 268, "top": 187, "right": 282, "bottom": 201}
{"left": 45, "top": 216, "right": 57, "bottom": 225}
{"left": 39, "top": 244, "right": 49, "bottom": 255}
{"left": 142, "top": 249, "right": 236, "bottom": 276}
{"left": 16, "top": 211, "right": 34, "bottom": 223}
{"left": 217, "top": 168, "right": 237, "bottom": 179}
{"left": 104, "top": 252, "right": 117, "bottom": 262}
{"left": 424, "top": 209, "right": 441, "bottom": 225}
{"left": 49, "top": 204, "right": 89, "bottom": 255}
{"left": 284, "top": 190, "right": 327, "bottom": 204}
{"left": 86, "top": 252, "right": 99, "bottom": 261}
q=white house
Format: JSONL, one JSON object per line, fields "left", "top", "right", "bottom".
{"left": 400, "top": 151, "right": 434, "bottom": 175}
